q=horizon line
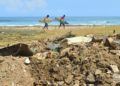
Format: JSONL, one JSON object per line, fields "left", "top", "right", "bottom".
{"left": 0, "top": 16, "right": 120, "bottom": 18}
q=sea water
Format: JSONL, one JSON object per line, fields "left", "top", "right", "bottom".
{"left": 0, "top": 16, "right": 120, "bottom": 26}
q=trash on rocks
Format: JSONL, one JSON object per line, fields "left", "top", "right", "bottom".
{"left": 110, "top": 65, "right": 119, "bottom": 73}
{"left": 24, "top": 57, "right": 30, "bottom": 64}
{"left": 0, "top": 43, "right": 33, "bottom": 56}
{"left": 47, "top": 43, "right": 60, "bottom": 52}
{"left": 66, "top": 36, "right": 93, "bottom": 45}
{"left": 1, "top": 33, "right": 120, "bottom": 86}
{"left": 24, "top": 34, "right": 120, "bottom": 85}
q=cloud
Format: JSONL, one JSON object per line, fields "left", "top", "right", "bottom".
{"left": 0, "top": 0, "right": 46, "bottom": 12}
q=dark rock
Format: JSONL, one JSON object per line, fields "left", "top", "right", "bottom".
{"left": 0, "top": 43, "right": 33, "bottom": 56}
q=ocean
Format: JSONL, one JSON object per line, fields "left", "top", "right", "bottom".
{"left": 0, "top": 17, "right": 120, "bottom": 26}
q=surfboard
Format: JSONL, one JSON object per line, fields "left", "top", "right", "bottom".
{"left": 64, "top": 21, "right": 69, "bottom": 24}
{"left": 39, "top": 18, "right": 52, "bottom": 23}
{"left": 55, "top": 17, "right": 69, "bottom": 24}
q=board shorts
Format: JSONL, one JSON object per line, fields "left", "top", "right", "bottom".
{"left": 44, "top": 23, "right": 48, "bottom": 27}
{"left": 60, "top": 21, "right": 65, "bottom": 26}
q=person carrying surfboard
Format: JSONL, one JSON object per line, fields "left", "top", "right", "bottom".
{"left": 42, "top": 15, "right": 51, "bottom": 29}
{"left": 55, "top": 15, "right": 68, "bottom": 29}
{"left": 59, "top": 15, "right": 66, "bottom": 29}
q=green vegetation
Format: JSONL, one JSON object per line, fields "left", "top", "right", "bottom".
{"left": 0, "top": 26, "right": 120, "bottom": 47}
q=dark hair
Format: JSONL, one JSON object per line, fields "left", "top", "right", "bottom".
{"left": 63, "top": 15, "right": 65, "bottom": 17}
{"left": 46, "top": 15, "right": 49, "bottom": 18}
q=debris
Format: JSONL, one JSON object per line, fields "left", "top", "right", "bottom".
{"left": 110, "top": 65, "right": 119, "bottom": 73}
{"left": 1, "top": 33, "right": 120, "bottom": 86}
{"left": 47, "top": 43, "right": 60, "bottom": 51}
{"left": 24, "top": 57, "right": 30, "bottom": 64}
{"left": 28, "top": 34, "right": 120, "bottom": 86}
{"left": 66, "top": 36, "right": 93, "bottom": 45}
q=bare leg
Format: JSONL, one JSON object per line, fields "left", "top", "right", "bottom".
{"left": 63, "top": 24, "right": 65, "bottom": 29}
{"left": 59, "top": 23, "right": 62, "bottom": 29}
{"left": 43, "top": 23, "right": 48, "bottom": 30}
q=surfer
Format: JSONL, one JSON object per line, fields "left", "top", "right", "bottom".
{"left": 42, "top": 15, "right": 51, "bottom": 29}
{"left": 57, "top": 15, "right": 67, "bottom": 29}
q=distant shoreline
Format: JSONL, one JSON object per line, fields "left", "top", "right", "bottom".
{"left": 0, "top": 17, "right": 120, "bottom": 26}
{"left": 0, "top": 24, "right": 119, "bottom": 27}
{"left": 0, "top": 25, "right": 119, "bottom": 31}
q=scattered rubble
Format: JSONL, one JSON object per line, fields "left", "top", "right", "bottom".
{"left": 0, "top": 33, "right": 120, "bottom": 86}
{"left": 28, "top": 33, "right": 120, "bottom": 86}
{"left": 110, "top": 65, "right": 119, "bottom": 73}
{"left": 66, "top": 36, "right": 93, "bottom": 45}
{"left": 24, "top": 57, "right": 31, "bottom": 64}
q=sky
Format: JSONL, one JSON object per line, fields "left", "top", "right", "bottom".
{"left": 0, "top": 0, "right": 120, "bottom": 17}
